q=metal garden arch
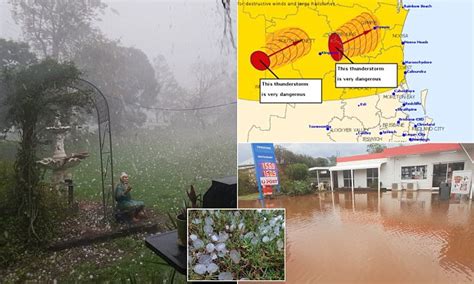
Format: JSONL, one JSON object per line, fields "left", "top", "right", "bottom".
{"left": 73, "top": 78, "right": 114, "bottom": 219}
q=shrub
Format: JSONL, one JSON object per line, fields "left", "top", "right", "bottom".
{"left": 238, "top": 170, "right": 257, "bottom": 196}
{"left": 285, "top": 163, "right": 308, "bottom": 181}
{"left": 0, "top": 160, "right": 16, "bottom": 209}
{"left": 280, "top": 179, "right": 313, "bottom": 196}
{"left": 0, "top": 173, "right": 68, "bottom": 269}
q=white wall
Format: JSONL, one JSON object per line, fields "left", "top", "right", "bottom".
{"left": 385, "top": 150, "right": 472, "bottom": 189}
{"left": 354, "top": 169, "right": 367, "bottom": 188}
{"left": 336, "top": 169, "right": 369, "bottom": 188}
{"left": 334, "top": 150, "right": 473, "bottom": 190}
{"left": 335, "top": 158, "right": 386, "bottom": 188}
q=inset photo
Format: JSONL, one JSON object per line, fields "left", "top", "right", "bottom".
{"left": 187, "top": 209, "right": 286, "bottom": 281}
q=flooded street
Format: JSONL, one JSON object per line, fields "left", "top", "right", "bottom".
{"left": 240, "top": 191, "right": 474, "bottom": 283}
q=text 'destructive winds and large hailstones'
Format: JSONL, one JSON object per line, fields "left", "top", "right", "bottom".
{"left": 250, "top": 27, "right": 311, "bottom": 71}
{"left": 328, "top": 12, "right": 381, "bottom": 61}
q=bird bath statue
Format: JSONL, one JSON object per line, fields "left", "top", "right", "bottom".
{"left": 37, "top": 116, "right": 89, "bottom": 195}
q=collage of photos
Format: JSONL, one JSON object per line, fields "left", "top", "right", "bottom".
{"left": 0, "top": 0, "right": 473, "bottom": 283}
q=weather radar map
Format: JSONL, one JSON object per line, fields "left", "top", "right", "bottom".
{"left": 237, "top": 0, "right": 474, "bottom": 142}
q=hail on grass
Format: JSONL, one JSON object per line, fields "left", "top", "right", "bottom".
{"left": 188, "top": 209, "right": 285, "bottom": 280}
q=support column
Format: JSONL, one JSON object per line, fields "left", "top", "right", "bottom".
{"left": 351, "top": 169, "right": 355, "bottom": 212}
{"left": 378, "top": 166, "right": 381, "bottom": 212}
{"left": 351, "top": 169, "right": 354, "bottom": 195}
{"left": 330, "top": 170, "right": 334, "bottom": 192}
{"left": 470, "top": 183, "right": 473, "bottom": 200}
{"left": 378, "top": 167, "right": 381, "bottom": 196}
{"left": 331, "top": 190, "right": 335, "bottom": 209}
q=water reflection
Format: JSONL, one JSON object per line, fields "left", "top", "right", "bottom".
{"left": 239, "top": 191, "right": 474, "bottom": 283}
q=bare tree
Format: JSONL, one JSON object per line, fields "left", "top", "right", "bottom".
{"left": 189, "top": 61, "right": 226, "bottom": 129}
{"left": 220, "top": 0, "right": 236, "bottom": 50}
{"left": 9, "top": 0, "right": 106, "bottom": 60}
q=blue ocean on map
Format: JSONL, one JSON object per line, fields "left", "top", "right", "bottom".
{"left": 402, "top": 0, "right": 473, "bottom": 141}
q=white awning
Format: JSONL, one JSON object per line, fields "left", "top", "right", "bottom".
{"left": 329, "top": 161, "right": 386, "bottom": 171}
{"left": 461, "top": 143, "right": 474, "bottom": 163}
{"left": 308, "top": 167, "right": 331, "bottom": 171}
{"left": 238, "top": 158, "right": 255, "bottom": 168}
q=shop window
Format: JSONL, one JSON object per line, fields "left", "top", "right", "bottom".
{"left": 401, "top": 165, "right": 427, "bottom": 180}
{"left": 343, "top": 170, "right": 352, "bottom": 187}
{"left": 367, "top": 168, "right": 378, "bottom": 188}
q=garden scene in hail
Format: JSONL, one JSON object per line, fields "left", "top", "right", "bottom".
{"left": 0, "top": 0, "right": 236, "bottom": 282}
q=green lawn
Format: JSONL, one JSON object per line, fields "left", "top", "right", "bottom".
{"left": 238, "top": 192, "right": 261, "bottom": 201}
{"left": 70, "top": 130, "right": 236, "bottom": 213}
{"left": 70, "top": 131, "right": 235, "bottom": 281}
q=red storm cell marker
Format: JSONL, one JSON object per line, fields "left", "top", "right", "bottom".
{"left": 250, "top": 28, "right": 310, "bottom": 71}
{"left": 250, "top": 51, "right": 271, "bottom": 71}
{"left": 328, "top": 33, "right": 343, "bottom": 61}
{"left": 328, "top": 12, "right": 380, "bottom": 62}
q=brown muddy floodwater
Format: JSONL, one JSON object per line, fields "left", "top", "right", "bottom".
{"left": 239, "top": 191, "right": 474, "bottom": 283}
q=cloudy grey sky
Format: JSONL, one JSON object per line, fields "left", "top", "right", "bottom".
{"left": 238, "top": 143, "right": 400, "bottom": 165}
{"left": 0, "top": 0, "right": 235, "bottom": 89}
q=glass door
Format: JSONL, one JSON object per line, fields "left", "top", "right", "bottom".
{"left": 447, "top": 162, "right": 464, "bottom": 182}
{"left": 432, "top": 163, "right": 448, "bottom": 187}
{"left": 432, "top": 162, "right": 465, "bottom": 187}
{"left": 332, "top": 171, "right": 338, "bottom": 189}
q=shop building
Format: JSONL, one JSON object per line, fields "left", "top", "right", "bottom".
{"left": 309, "top": 144, "right": 474, "bottom": 193}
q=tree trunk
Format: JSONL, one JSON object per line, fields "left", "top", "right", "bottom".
{"left": 15, "top": 115, "right": 41, "bottom": 241}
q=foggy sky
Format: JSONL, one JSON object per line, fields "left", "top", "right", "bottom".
{"left": 238, "top": 143, "right": 392, "bottom": 165}
{"left": 0, "top": 0, "right": 235, "bottom": 89}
